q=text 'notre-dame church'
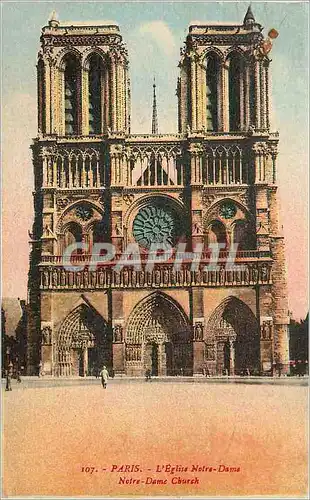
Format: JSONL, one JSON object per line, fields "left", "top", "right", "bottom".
{"left": 27, "top": 7, "right": 290, "bottom": 377}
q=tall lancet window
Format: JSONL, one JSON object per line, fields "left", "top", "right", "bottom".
{"left": 206, "top": 55, "right": 219, "bottom": 131}
{"left": 37, "top": 58, "right": 46, "bottom": 134}
{"left": 88, "top": 54, "right": 102, "bottom": 134}
{"left": 228, "top": 54, "right": 243, "bottom": 131}
{"left": 64, "top": 55, "right": 79, "bottom": 135}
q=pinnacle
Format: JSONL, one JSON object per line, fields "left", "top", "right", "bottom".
{"left": 243, "top": 5, "right": 255, "bottom": 26}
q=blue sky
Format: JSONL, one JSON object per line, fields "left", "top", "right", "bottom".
{"left": 2, "top": 1, "right": 309, "bottom": 319}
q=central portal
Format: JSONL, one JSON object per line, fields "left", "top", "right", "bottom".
{"left": 126, "top": 292, "right": 193, "bottom": 376}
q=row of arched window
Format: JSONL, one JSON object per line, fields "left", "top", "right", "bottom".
{"left": 38, "top": 53, "right": 111, "bottom": 136}
{"left": 43, "top": 151, "right": 107, "bottom": 188}
{"left": 184, "top": 51, "right": 260, "bottom": 132}
{"left": 192, "top": 51, "right": 257, "bottom": 133}
{"left": 207, "top": 220, "right": 256, "bottom": 251}
{"left": 59, "top": 217, "right": 256, "bottom": 254}
{"left": 64, "top": 54, "right": 103, "bottom": 135}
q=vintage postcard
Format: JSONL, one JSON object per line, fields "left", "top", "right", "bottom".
{"left": 1, "top": 0, "right": 308, "bottom": 498}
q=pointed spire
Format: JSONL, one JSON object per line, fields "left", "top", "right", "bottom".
{"left": 48, "top": 10, "right": 59, "bottom": 28}
{"left": 243, "top": 5, "right": 255, "bottom": 27}
{"left": 152, "top": 78, "right": 158, "bottom": 135}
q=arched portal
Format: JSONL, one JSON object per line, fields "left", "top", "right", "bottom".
{"left": 126, "top": 293, "right": 193, "bottom": 376}
{"left": 57, "top": 304, "right": 111, "bottom": 376}
{"left": 206, "top": 297, "right": 260, "bottom": 375}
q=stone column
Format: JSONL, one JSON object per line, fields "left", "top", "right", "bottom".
{"left": 217, "top": 62, "right": 223, "bottom": 131}
{"left": 222, "top": 62, "right": 229, "bottom": 131}
{"left": 190, "top": 54, "right": 197, "bottom": 131}
{"left": 110, "top": 56, "right": 117, "bottom": 131}
{"left": 112, "top": 313, "right": 125, "bottom": 375}
{"left": 83, "top": 347, "right": 88, "bottom": 377}
{"left": 180, "top": 61, "right": 188, "bottom": 133}
{"left": 254, "top": 58, "right": 261, "bottom": 130}
{"left": 260, "top": 61, "right": 266, "bottom": 130}
{"left": 265, "top": 62, "right": 270, "bottom": 130}
{"left": 81, "top": 67, "right": 89, "bottom": 135}
{"left": 244, "top": 65, "right": 250, "bottom": 130}
{"left": 269, "top": 187, "right": 290, "bottom": 375}
{"left": 43, "top": 61, "right": 51, "bottom": 134}
{"left": 229, "top": 340, "right": 235, "bottom": 376}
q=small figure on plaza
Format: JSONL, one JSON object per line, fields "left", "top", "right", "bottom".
{"left": 100, "top": 365, "right": 109, "bottom": 389}
{"left": 5, "top": 365, "right": 13, "bottom": 391}
{"left": 145, "top": 368, "right": 152, "bottom": 381}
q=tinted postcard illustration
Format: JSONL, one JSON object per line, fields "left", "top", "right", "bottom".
{"left": 1, "top": 1, "right": 308, "bottom": 498}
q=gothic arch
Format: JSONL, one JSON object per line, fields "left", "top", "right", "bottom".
{"left": 125, "top": 194, "right": 189, "bottom": 249}
{"left": 202, "top": 47, "right": 224, "bottom": 64}
{"left": 226, "top": 51, "right": 246, "bottom": 131}
{"left": 82, "top": 48, "right": 109, "bottom": 70}
{"left": 126, "top": 291, "right": 191, "bottom": 344}
{"left": 224, "top": 46, "right": 246, "bottom": 61}
{"left": 123, "top": 193, "right": 185, "bottom": 228}
{"left": 56, "top": 304, "right": 110, "bottom": 376}
{"left": 205, "top": 296, "right": 260, "bottom": 375}
{"left": 205, "top": 51, "right": 222, "bottom": 132}
{"left": 57, "top": 200, "right": 104, "bottom": 233}
{"left": 205, "top": 219, "right": 228, "bottom": 248}
{"left": 125, "top": 292, "right": 193, "bottom": 375}
{"left": 56, "top": 47, "right": 82, "bottom": 70}
{"left": 231, "top": 219, "right": 256, "bottom": 250}
{"left": 204, "top": 197, "right": 252, "bottom": 230}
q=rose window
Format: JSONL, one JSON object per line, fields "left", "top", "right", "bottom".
{"left": 133, "top": 205, "right": 179, "bottom": 248}
{"left": 220, "top": 202, "right": 237, "bottom": 219}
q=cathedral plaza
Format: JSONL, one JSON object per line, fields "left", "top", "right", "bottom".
{"left": 26, "top": 7, "right": 290, "bottom": 379}
{"left": 2, "top": 377, "right": 308, "bottom": 497}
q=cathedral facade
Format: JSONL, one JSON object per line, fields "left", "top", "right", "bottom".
{"left": 27, "top": 8, "right": 290, "bottom": 377}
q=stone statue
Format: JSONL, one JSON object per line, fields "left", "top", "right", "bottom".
{"left": 123, "top": 268, "right": 129, "bottom": 286}
{"left": 131, "top": 270, "right": 137, "bottom": 286}
{"left": 83, "top": 270, "right": 89, "bottom": 287}
{"left": 52, "top": 269, "right": 58, "bottom": 287}
{"left": 113, "top": 325, "right": 123, "bottom": 343}
{"left": 76, "top": 271, "right": 81, "bottom": 288}
{"left": 98, "top": 268, "right": 104, "bottom": 286}
{"left": 194, "top": 322, "right": 203, "bottom": 341}
{"left": 43, "top": 269, "right": 49, "bottom": 287}
{"left": 252, "top": 266, "right": 258, "bottom": 284}
{"left": 261, "top": 264, "right": 269, "bottom": 282}
{"left": 42, "top": 326, "right": 52, "bottom": 345}
{"left": 155, "top": 269, "right": 161, "bottom": 285}
{"left": 139, "top": 270, "right": 145, "bottom": 286}
{"left": 261, "top": 322, "right": 267, "bottom": 340}
{"left": 219, "top": 266, "right": 225, "bottom": 285}
{"left": 163, "top": 267, "right": 169, "bottom": 285}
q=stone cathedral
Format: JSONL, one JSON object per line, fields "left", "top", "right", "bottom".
{"left": 27, "top": 7, "right": 290, "bottom": 377}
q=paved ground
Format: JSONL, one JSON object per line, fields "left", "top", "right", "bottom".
{"left": 2, "top": 378, "right": 308, "bottom": 498}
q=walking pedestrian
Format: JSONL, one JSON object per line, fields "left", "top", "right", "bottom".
{"left": 145, "top": 368, "right": 151, "bottom": 381}
{"left": 5, "top": 367, "right": 12, "bottom": 391}
{"left": 16, "top": 369, "right": 22, "bottom": 383}
{"left": 100, "top": 365, "right": 109, "bottom": 389}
